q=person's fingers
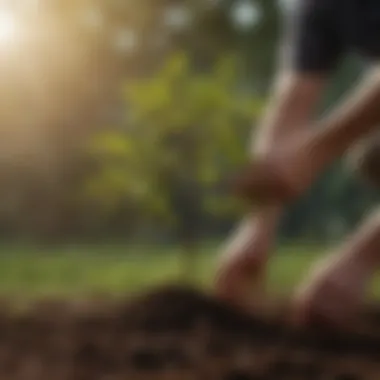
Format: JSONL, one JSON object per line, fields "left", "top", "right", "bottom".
{"left": 215, "top": 254, "right": 263, "bottom": 298}
{"left": 290, "top": 293, "right": 310, "bottom": 326}
{"left": 291, "top": 271, "right": 365, "bottom": 330}
{"left": 214, "top": 247, "right": 269, "bottom": 314}
{"left": 291, "top": 292, "right": 339, "bottom": 328}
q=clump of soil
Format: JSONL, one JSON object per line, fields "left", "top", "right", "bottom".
{"left": 0, "top": 284, "right": 379, "bottom": 380}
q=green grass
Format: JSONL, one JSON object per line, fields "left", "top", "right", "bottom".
{"left": 0, "top": 242, "right": 378, "bottom": 300}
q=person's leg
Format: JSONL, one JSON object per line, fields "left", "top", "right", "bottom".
{"left": 293, "top": 208, "right": 380, "bottom": 327}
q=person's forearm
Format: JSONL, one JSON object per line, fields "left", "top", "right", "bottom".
{"left": 308, "top": 68, "right": 380, "bottom": 169}
{"left": 252, "top": 72, "right": 324, "bottom": 156}
{"left": 217, "top": 73, "right": 326, "bottom": 306}
{"left": 337, "top": 208, "right": 380, "bottom": 270}
{"left": 249, "top": 72, "right": 325, "bottom": 222}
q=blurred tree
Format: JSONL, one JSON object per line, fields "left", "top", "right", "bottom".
{"left": 83, "top": 52, "right": 262, "bottom": 277}
{"left": 0, "top": 0, "right": 371, "bottom": 244}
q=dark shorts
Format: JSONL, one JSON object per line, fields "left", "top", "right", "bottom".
{"left": 284, "top": 0, "right": 380, "bottom": 74}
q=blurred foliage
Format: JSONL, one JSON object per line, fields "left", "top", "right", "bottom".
{"left": 83, "top": 52, "right": 262, "bottom": 240}
{"left": 0, "top": 0, "right": 376, "bottom": 244}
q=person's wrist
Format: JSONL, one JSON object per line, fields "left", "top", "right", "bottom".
{"left": 253, "top": 205, "right": 283, "bottom": 230}
{"left": 239, "top": 206, "right": 282, "bottom": 255}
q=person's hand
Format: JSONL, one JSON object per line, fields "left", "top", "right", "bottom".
{"left": 214, "top": 212, "right": 278, "bottom": 311}
{"left": 291, "top": 252, "right": 373, "bottom": 328}
{"left": 232, "top": 155, "right": 298, "bottom": 205}
{"left": 232, "top": 131, "right": 325, "bottom": 206}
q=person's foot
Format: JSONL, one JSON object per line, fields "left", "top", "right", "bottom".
{"left": 291, "top": 251, "right": 373, "bottom": 328}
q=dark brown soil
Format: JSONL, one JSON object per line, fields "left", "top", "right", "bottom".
{"left": 0, "top": 285, "right": 380, "bottom": 379}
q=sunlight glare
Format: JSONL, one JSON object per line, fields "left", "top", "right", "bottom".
{"left": 0, "top": 10, "right": 17, "bottom": 44}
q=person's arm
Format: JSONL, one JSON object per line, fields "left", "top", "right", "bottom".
{"left": 244, "top": 71, "right": 326, "bottom": 228}
{"left": 215, "top": 0, "right": 343, "bottom": 307}
{"left": 247, "top": 67, "right": 380, "bottom": 204}
{"left": 216, "top": 72, "right": 325, "bottom": 307}
{"left": 247, "top": 0, "right": 343, "bottom": 208}
{"left": 252, "top": 71, "right": 325, "bottom": 156}
{"left": 232, "top": 0, "right": 349, "bottom": 204}
{"left": 229, "top": 71, "right": 327, "bottom": 266}
{"left": 306, "top": 68, "right": 380, "bottom": 170}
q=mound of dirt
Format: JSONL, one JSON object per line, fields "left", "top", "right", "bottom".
{"left": 0, "top": 285, "right": 379, "bottom": 379}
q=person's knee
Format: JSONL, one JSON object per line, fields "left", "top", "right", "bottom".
{"left": 347, "top": 132, "right": 380, "bottom": 188}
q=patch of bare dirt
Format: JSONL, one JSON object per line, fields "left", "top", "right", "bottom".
{"left": 0, "top": 285, "right": 379, "bottom": 379}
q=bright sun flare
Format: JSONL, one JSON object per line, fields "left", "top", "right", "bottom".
{"left": 0, "top": 10, "right": 17, "bottom": 43}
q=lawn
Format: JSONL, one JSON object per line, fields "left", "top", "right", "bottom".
{"left": 0, "top": 242, "right": 378, "bottom": 300}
